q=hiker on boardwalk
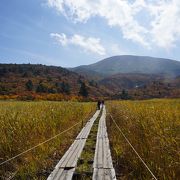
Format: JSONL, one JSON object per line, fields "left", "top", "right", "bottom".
{"left": 97, "top": 100, "right": 101, "bottom": 110}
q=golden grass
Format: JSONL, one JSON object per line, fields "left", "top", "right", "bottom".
{"left": 107, "top": 99, "right": 180, "bottom": 180}
{"left": 0, "top": 101, "right": 96, "bottom": 179}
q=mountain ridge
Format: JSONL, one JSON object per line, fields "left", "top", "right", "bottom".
{"left": 69, "top": 55, "right": 180, "bottom": 99}
{"left": 0, "top": 55, "right": 180, "bottom": 100}
{"left": 71, "top": 55, "right": 180, "bottom": 77}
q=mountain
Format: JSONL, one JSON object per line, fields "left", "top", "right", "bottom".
{"left": 0, "top": 64, "right": 110, "bottom": 100}
{"left": 71, "top": 55, "right": 180, "bottom": 78}
{"left": 0, "top": 55, "right": 180, "bottom": 100}
{"left": 70, "top": 55, "right": 180, "bottom": 99}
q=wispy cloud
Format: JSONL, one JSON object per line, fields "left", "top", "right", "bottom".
{"left": 50, "top": 33, "right": 106, "bottom": 55}
{"left": 47, "top": 0, "right": 180, "bottom": 50}
{"left": 109, "top": 44, "right": 124, "bottom": 55}
{"left": 148, "top": 0, "right": 180, "bottom": 49}
{"left": 47, "top": 0, "right": 148, "bottom": 47}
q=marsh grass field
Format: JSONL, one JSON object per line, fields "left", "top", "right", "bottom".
{"left": 0, "top": 101, "right": 96, "bottom": 179}
{"left": 107, "top": 99, "right": 180, "bottom": 179}
{"left": 0, "top": 99, "right": 179, "bottom": 179}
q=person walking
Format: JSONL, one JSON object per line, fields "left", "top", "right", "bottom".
{"left": 97, "top": 100, "right": 101, "bottom": 110}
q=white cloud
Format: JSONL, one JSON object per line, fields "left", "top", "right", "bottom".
{"left": 50, "top": 33, "right": 67, "bottom": 46}
{"left": 109, "top": 44, "right": 123, "bottom": 55}
{"left": 47, "top": 0, "right": 180, "bottom": 50}
{"left": 148, "top": 0, "right": 180, "bottom": 49}
{"left": 47, "top": 0, "right": 64, "bottom": 12}
{"left": 47, "top": 0, "right": 149, "bottom": 47}
{"left": 98, "top": 0, "right": 149, "bottom": 47}
{"left": 50, "top": 33, "right": 106, "bottom": 55}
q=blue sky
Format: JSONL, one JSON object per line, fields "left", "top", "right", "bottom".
{"left": 0, "top": 0, "right": 180, "bottom": 67}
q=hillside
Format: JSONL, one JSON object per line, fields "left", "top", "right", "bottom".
{"left": 71, "top": 55, "right": 180, "bottom": 77}
{"left": 70, "top": 55, "right": 180, "bottom": 99}
{"left": 99, "top": 73, "right": 163, "bottom": 92}
{"left": 0, "top": 60, "right": 179, "bottom": 100}
{"left": 0, "top": 64, "right": 110, "bottom": 100}
{"left": 100, "top": 73, "right": 180, "bottom": 99}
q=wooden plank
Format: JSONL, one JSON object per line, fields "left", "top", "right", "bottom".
{"left": 93, "top": 106, "right": 116, "bottom": 180}
{"left": 105, "top": 169, "right": 111, "bottom": 180}
{"left": 52, "top": 167, "right": 75, "bottom": 180}
{"left": 65, "top": 168, "right": 75, "bottom": 180}
{"left": 98, "top": 168, "right": 104, "bottom": 180}
{"left": 48, "top": 110, "right": 100, "bottom": 180}
{"left": 66, "top": 139, "right": 86, "bottom": 167}
{"left": 48, "top": 168, "right": 64, "bottom": 180}
{"left": 103, "top": 137, "right": 109, "bottom": 169}
{"left": 97, "top": 138, "right": 103, "bottom": 168}
{"left": 76, "top": 110, "right": 99, "bottom": 140}
{"left": 52, "top": 168, "right": 64, "bottom": 180}
{"left": 58, "top": 140, "right": 80, "bottom": 167}
{"left": 94, "top": 107, "right": 105, "bottom": 168}
{"left": 93, "top": 168, "right": 116, "bottom": 180}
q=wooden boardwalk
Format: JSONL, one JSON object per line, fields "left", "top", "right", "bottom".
{"left": 48, "top": 106, "right": 116, "bottom": 180}
{"left": 93, "top": 106, "right": 116, "bottom": 180}
{"left": 47, "top": 110, "right": 100, "bottom": 180}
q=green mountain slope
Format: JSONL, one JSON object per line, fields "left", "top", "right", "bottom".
{"left": 71, "top": 55, "right": 180, "bottom": 77}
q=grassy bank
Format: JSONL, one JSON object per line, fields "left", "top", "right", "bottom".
{"left": 107, "top": 99, "right": 180, "bottom": 179}
{"left": 0, "top": 101, "right": 96, "bottom": 179}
